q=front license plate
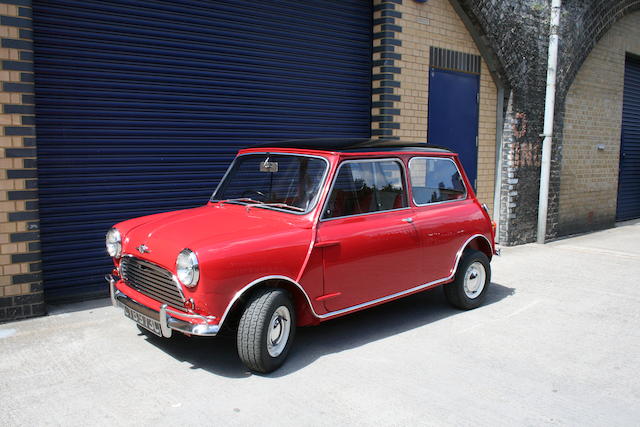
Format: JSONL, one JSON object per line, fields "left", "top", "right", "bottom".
{"left": 122, "top": 304, "right": 163, "bottom": 337}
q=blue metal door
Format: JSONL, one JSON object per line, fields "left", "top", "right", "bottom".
{"left": 33, "top": 0, "right": 372, "bottom": 301}
{"left": 427, "top": 68, "right": 480, "bottom": 188}
{"left": 617, "top": 56, "right": 640, "bottom": 221}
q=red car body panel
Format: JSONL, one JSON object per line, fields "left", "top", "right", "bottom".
{"left": 110, "top": 146, "right": 495, "bottom": 329}
{"left": 317, "top": 208, "right": 423, "bottom": 311}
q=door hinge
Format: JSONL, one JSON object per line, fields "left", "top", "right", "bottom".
{"left": 477, "top": 92, "right": 480, "bottom": 103}
{"left": 476, "top": 135, "right": 479, "bottom": 147}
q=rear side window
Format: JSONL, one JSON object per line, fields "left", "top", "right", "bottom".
{"left": 409, "top": 157, "right": 466, "bottom": 205}
{"left": 324, "top": 160, "right": 407, "bottom": 219}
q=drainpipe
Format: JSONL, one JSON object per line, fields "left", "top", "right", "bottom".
{"left": 537, "top": 0, "right": 562, "bottom": 244}
{"left": 492, "top": 85, "right": 505, "bottom": 241}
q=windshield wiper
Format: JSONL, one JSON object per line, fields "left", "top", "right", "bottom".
{"left": 255, "top": 203, "right": 305, "bottom": 212}
{"left": 219, "top": 198, "right": 263, "bottom": 205}
{"left": 218, "top": 198, "right": 305, "bottom": 212}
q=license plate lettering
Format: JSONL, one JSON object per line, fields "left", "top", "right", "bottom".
{"left": 122, "top": 305, "right": 162, "bottom": 337}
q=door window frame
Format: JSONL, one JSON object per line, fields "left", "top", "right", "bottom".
{"left": 408, "top": 156, "right": 468, "bottom": 207}
{"left": 320, "top": 158, "right": 411, "bottom": 221}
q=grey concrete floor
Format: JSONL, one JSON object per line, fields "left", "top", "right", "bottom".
{"left": 1, "top": 222, "right": 640, "bottom": 426}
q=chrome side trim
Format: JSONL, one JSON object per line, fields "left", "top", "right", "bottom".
{"left": 216, "top": 233, "right": 492, "bottom": 326}
{"left": 317, "top": 233, "right": 491, "bottom": 318}
{"left": 318, "top": 276, "right": 451, "bottom": 318}
{"left": 107, "top": 275, "right": 220, "bottom": 337}
{"left": 407, "top": 156, "right": 468, "bottom": 207}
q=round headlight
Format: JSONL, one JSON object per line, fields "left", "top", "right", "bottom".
{"left": 106, "top": 228, "right": 122, "bottom": 258}
{"left": 176, "top": 249, "right": 199, "bottom": 288}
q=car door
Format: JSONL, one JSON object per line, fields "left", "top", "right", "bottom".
{"left": 408, "top": 156, "right": 474, "bottom": 282}
{"left": 316, "top": 158, "right": 423, "bottom": 312}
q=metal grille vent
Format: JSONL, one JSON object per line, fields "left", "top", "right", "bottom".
{"left": 120, "top": 257, "right": 185, "bottom": 310}
{"left": 430, "top": 47, "right": 481, "bottom": 74}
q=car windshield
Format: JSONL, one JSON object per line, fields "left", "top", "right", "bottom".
{"left": 212, "top": 153, "right": 328, "bottom": 213}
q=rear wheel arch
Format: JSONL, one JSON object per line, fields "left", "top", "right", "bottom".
{"left": 445, "top": 248, "right": 491, "bottom": 310}
{"left": 463, "top": 235, "right": 493, "bottom": 261}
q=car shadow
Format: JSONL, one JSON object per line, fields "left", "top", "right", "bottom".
{"left": 141, "top": 282, "right": 515, "bottom": 378}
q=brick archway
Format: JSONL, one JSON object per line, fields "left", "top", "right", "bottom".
{"left": 451, "top": 0, "right": 640, "bottom": 244}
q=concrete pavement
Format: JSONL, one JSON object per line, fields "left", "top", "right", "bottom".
{"left": 1, "top": 222, "right": 639, "bottom": 426}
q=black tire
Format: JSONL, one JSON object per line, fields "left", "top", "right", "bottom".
{"left": 444, "top": 249, "right": 491, "bottom": 310}
{"left": 237, "top": 288, "right": 296, "bottom": 373}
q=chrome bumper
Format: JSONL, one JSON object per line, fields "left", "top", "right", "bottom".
{"left": 106, "top": 274, "right": 220, "bottom": 337}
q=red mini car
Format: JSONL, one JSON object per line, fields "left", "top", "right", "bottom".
{"left": 106, "top": 139, "right": 497, "bottom": 373}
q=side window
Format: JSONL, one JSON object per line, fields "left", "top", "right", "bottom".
{"left": 409, "top": 158, "right": 466, "bottom": 205}
{"left": 324, "top": 160, "right": 407, "bottom": 219}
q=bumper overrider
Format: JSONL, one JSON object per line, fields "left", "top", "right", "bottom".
{"left": 106, "top": 274, "right": 220, "bottom": 337}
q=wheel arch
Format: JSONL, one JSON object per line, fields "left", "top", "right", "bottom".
{"left": 219, "top": 276, "right": 318, "bottom": 331}
{"left": 463, "top": 234, "right": 493, "bottom": 261}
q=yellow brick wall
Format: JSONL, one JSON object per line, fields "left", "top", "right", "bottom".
{"left": 0, "top": 6, "right": 20, "bottom": 297}
{"left": 0, "top": 2, "right": 43, "bottom": 319}
{"left": 559, "top": 11, "right": 640, "bottom": 233}
{"left": 373, "top": 0, "right": 498, "bottom": 213}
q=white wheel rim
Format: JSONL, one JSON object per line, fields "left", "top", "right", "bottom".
{"left": 463, "top": 261, "right": 486, "bottom": 299}
{"left": 267, "top": 306, "right": 291, "bottom": 357}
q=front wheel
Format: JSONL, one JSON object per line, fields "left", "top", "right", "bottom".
{"left": 444, "top": 249, "right": 491, "bottom": 310}
{"left": 237, "top": 288, "right": 296, "bottom": 373}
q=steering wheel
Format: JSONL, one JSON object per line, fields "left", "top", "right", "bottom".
{"left": 241, "top": 190, "right": 268, "bottom": 201}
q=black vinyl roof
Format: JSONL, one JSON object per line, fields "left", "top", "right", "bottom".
{"left": 249, "top": 138, "right": 453, "bottom": 153}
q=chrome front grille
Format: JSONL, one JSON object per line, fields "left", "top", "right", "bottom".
{"left": 120, "top": 256, "right": 185, "bottom": 310}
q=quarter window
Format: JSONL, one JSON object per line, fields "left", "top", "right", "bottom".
{"left": 324, "top": 160, "right": 407, "bottom": 219}
{"left": 409, "top": 158, "right": 466, "bottom": 205}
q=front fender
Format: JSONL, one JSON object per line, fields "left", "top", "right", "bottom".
{"left": 183, "top": 227, "right": 320, "bottom": 321}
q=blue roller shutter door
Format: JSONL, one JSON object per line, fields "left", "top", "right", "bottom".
{"left": 33, "top": 0, "right": 372, "bottom": 301}
{"left": 617, "top": 56, "right": 640, "bottom": 221}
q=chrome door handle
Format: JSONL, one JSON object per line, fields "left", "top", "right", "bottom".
{"left": 402, "top": 217, "right": 413, "bottom": 223}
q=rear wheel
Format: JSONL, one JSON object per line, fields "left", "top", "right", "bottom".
{"left": 237, "top": 288, "right": 296, "bottom": 373}
{"left": 444, "top": 249, "right": 491, "bottom": 310}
